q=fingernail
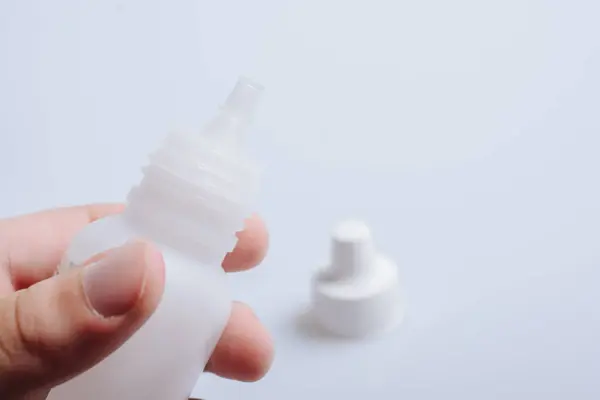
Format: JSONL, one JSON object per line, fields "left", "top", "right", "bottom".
{"left": 82, "top": 241, "right": 153, "bottom": 317}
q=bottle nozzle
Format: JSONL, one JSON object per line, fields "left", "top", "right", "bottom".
{"left": 223, "top": 76, "right": 264, "bottom": 119}
{"left": 199, "top": 76, "right": 264, "bottom": 145}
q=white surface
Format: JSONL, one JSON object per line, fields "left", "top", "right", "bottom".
{"left": 310, "top": 220, "right": 403, "bottom": 338}
{"left": 1, "top": 1, "right": 599, "bottom": 399}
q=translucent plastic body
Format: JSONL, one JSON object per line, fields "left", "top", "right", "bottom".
{"left": 47, "top": 214, "right": 230, "bottom": 400}
{"left": 47, "top": 76, "right": 264, "bottom": 400}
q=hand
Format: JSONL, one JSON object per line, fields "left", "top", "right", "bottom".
{"left": 0, "top": 204, "right": 273, "bottom": 399}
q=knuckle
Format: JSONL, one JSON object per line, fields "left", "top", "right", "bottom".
{"left": 11, "top": 283, "right": 92, "bottom": 367}
{"left": 0, "top": 293, "right": 45, "bottom": 395}
{"left": 13, "top": 290, "right": 51, "bottom": 365}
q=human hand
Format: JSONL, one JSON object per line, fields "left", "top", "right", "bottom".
{"left": 0, "top": 204, "right": 273, "bottom": 399}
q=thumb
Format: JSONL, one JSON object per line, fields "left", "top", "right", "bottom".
{"left": 0, "top": 240, "right": 165, "bottom": 398}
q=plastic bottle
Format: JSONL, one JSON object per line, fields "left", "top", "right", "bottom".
{"left": 47, "top": 76, "right": 264, "bottom": 400}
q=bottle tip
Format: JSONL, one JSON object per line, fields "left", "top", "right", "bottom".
{"left": 223, "top": 76, "right": 265, "bottom": 117}
{"left": 238, "top": 75, "right": 265, "bottom": 92}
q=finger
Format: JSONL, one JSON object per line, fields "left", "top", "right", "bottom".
{"left": 222, "top": 214, "right": 269, "bottom": 273}
{"left": 2, "top": 205, "right": 267, "bottom": 288}
{"left": 0, "top": 241, "right": 165, "bottom": 397}
{"left": 1, "top": 203, "right": 124, "bottom": 289}
{"left": 205, "top": 302, "right": 273, "bottom": 382}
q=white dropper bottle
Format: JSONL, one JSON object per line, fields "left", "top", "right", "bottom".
{"left": 47, "top": 76, "right": 264, "bottom": 400}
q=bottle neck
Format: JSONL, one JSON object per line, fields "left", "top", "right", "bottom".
{"left": 124, "top": 130, "right": 259, "bottom": 266}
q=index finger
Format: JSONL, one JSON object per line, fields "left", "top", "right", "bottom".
{"left": 0, "top": 203, "right": 125, "bottom": 288}
{"left": 1, "top": 204, "right": 269, "bottom": 290}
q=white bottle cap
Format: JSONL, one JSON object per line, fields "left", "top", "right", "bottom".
{"left": 311, "top": 220, "right": 403, "bottom": 338}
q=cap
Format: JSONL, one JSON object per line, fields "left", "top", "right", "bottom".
{"left": 311, "top": 220, "right": 403, "bottom": 338}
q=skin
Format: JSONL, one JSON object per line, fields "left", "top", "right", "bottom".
{"left": 0, "top": 204, "right": 273, "bottom": 399}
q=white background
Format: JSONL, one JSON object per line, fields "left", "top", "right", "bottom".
{"left": 1, "top": 0, "right": 599, "bottom": 399}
